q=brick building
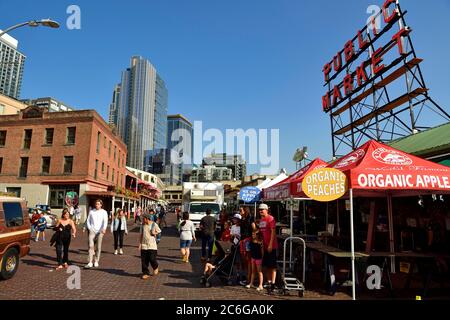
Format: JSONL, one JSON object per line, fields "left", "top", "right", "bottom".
{"left": 0, "top": 106, "right": 135, "bottom": 219}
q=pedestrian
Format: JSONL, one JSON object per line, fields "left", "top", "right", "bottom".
{"left": 53, "top": 208, "right": 76, "bottom": 270}
{"left": 134, "top": 206, "right": 142, "bottom": 224}
{"left": 231, "top": 213, "right": 243, "bottom": 280}
{"left": 179, "top": 212, "right": 196, "bottom": 263}
{"left": 159, "top": 205, "right": 167, "bottom": 228}
{"left": 256, "top": 203, "right": 278, "bottom": 292}
{"left": 220, "top": 221, "right": 231, "bottom": 242}
{"left": 239, "top": 206, "right": 254, "bottom": 286}
{"left": 149, "top": 208, "right": 157, "bottom": 222}
{"left": 200, "top": 208, "right": 216, "bottom": 262}
{"left": 30, "top": 209, "right": 40, "bottom": 239}
{"left": 246, "top": 229, "right": 264, "bottom": 291}
{"left": 111, "top": 208, "right": 128, "bottom": 255}
{"left": 139, "top": 213, "right": 161, "bottom": 280}
{"left": 35, "top": 211, "right": 47, "bottom": 242}
{"left": 73, "top": 205, "right": 82, "bottom": 225}
{"left": 85, "top": 199, "right": 108, "bottom": 269}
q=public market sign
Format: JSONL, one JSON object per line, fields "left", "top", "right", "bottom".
{"left": 302, "top": 168, "right": 347, "bottom": 202}
{"left": 322, "top": 0, "right": 411, "bottom": 112}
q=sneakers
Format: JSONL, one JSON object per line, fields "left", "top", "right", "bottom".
{"left": 245, "top": 284, "right": 252, "bottom": 289}
{"left": 142, "top": 275, "right": 150, "bottom": 280}
{"left": 153, "top": 268, "right": 159, "bottom": 276}
{"left": 114, "top": 250, "right": 118, "bottom": 255}
{"left": 256, "top": 287, "right": 264, "bottom": 292}
{"left": 85, "top": 262, "right": 93, "bottom": 269}
{"left": 119, "top": 249, "right": 124, "bottom": 255}
{"left": 94, "top": 261, "right": 99, "bottom": 268}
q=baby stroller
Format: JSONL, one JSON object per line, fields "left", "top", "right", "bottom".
{"left": 200, "top": 240, "right": 240, "bottom": 288}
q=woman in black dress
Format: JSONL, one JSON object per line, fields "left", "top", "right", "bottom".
{"left": 55, "top": 208, "right": 77, "bottom": 270}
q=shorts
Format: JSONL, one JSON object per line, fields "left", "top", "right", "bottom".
{"left": 251, "top": 258, "right": 262, "bottom": 266}
{"left": 180, "top": 240, "right": 193, "bottom": 249}
{"left": 262, "top": 249, "right": 277, "bottom": 269}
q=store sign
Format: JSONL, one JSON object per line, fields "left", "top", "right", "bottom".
{"left": 239, "top": 187, "right": 261, "bottom": 203}
{"left": 302, "top": 168, "right": 348, "bottom": 202}
{"left": 322, "top": 0, "right": 411, "bottom": 112}
{"left": 65, "top": 191, "right": 79, "bottom": 206}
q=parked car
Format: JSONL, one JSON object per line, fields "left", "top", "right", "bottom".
{"left": 0, "top": 196, "right": 31, "bottom": 280}
{"left": 28, "top": 208, "right": 57, "bottom": 228}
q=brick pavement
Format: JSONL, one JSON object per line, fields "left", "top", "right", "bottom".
{"left": 0, "top": 213, "right": 351, "bottom": 300}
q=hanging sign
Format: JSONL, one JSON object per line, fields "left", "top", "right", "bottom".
{"left": 302, "top": 168, "right": 348, "bottom": 202}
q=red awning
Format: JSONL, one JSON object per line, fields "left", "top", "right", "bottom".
{"left": 263, "top": 158, "right": 328, "bottom": 200}
{"left": 328, "top": 140, "right": 450, "bottom": 195}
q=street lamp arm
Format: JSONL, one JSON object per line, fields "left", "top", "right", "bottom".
{"left": 0, "top": 22, "right": 30, "bottom": 38}
{"left": 0, "top": 19, "right": 60, "bottom": 38}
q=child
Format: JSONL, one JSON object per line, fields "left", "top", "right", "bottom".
{"left": 246, "top": 229, "right": 264, "bottom": 291}
{"left": 220, "top": 221, "right": 231, "bottom": 242}
{"left": 35, "top": 212, "right": 47, "bottom": 241}
{"left": 230, "top": 214, "right": 241, "bottom": 245}
{"left": 139, "top": 213, "right": 161, "bottom": 280}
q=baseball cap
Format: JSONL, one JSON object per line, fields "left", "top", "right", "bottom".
{"left": 258, "top": 204, "right": 269, "bottom": 210}
{"left": 142, "top": 213, "right": 152, "bottom": 220}
{"left": 233, "top": 213, "right": 242, "bottom": 220}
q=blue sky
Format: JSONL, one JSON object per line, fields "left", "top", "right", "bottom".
{"left": 1, "top": 0, "right": 450, "bottom": 175}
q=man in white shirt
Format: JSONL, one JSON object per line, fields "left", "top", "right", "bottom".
{"left": 85, "top": 199, "right": 108, "bottom": 268}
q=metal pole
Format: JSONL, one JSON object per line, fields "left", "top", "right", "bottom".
{"left": 290, "top": 198, "right": 294, "bottom": 270}
{"left": 349, "top": 189, "right": 356, "bottom": 300}
{"left": 387, "top": 193, "right": 396, "bottom": 273}
{"left": 303, "top": 200, "right": 306, "bottom": 235}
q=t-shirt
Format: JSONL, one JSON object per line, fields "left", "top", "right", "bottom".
{"left": 258, "top": 215, "right": 278, "bottom": 250}
{"left": 140, "top": 222, "right": 161, "bottom": 250}
{"left": 179, "top": 220, "right": 195, "bottom": 241}
{"left": 200, "top": 215, "right": 216, "bottom": 237}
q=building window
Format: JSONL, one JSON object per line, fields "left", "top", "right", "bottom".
{"left": 0, "top": 103, "right": 5, "bottom": 115}
{"left": 102, "top": 162, "right": 105, "bottom": 175}
{"left": 114, "top": 146, "right": 117, "bottom": 161}
{"left": 94, "top": 159, "right": 99, "bottom": 180}
{"left": 0, "top": 157, "right": 3, "bottom": 174}
{"left": 23, "top": 129, "right": 32, "bottom": 149}
{"left": 112, "top": 168, "right": 115, "bottom": 182}
{"left": 107, "top": 165, "right": 110, "bottom": 180}
{"left": 64, "top": 156, "right": 74, "bottom": 174}
{"left": 0, "top": 130, "right": 6, "bottom": 147}
{"left": 19, "top": 157, "right": 28, "bottom": 178}
{"left": 41, "top": 157, "right": 51, "bottom": 174}
{"left": 108, "top": 141, "right": 111, "bottom": 157}
{"left": 6, "top": 187, "right": 21, "bottom": 198}
{"left": 45, "top": 128, "right": 54, "bottom": 145}
{"left": 96, "top": 131, "right": 101, "bottom": 154}
{"left": 66, "top": 127, "right": 76, "bottom": 144}
{"left": 118, "top": 151, "right": 121, "bottom": 167}
{"left": 104, "top": 136, "right": 107, "bottom": 148}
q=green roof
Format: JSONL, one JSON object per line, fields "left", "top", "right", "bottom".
{"left": 389, "top": 122, "right": 450, "bottom": 157}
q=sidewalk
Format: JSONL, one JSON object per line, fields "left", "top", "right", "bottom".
{"left": 0, "top": 213, "right": 350, "bottom": 300}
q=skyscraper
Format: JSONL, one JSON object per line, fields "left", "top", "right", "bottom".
{"left": 110, "top": 56, "right": 168, "bottom": 170}
{"left": 0, "top": 31, "right": 26, "bottom": 99}
{"left": 166, "top": 114, "right": 193, "bottom": 185}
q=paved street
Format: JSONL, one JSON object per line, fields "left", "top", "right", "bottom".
{"left": 0, "top": 212, "right": 350, "bottom": 300}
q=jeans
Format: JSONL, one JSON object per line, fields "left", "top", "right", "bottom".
{"left": 113, "top": 230, "right": 125, "bottom": 250}
{"left": 201, "top": 234, "right": 214, "bottom": 259}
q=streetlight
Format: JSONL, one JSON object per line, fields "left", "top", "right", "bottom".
{"left": 0, "top": 19, "right": 60, "bottom": 38}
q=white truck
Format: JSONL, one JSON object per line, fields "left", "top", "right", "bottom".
{"left": 182, "top": 182, "right": 224, "bottom": 231}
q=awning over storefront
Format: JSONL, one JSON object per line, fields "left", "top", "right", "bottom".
{"left": 328, "top": 140, "right": 450, "bottom": 195}
{"left": 263, "top": 158, "right": 328, "bottom": 200}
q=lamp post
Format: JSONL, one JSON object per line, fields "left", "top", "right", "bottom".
{"left": 0, "top": 19, "right": 60, "bottom": 38}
